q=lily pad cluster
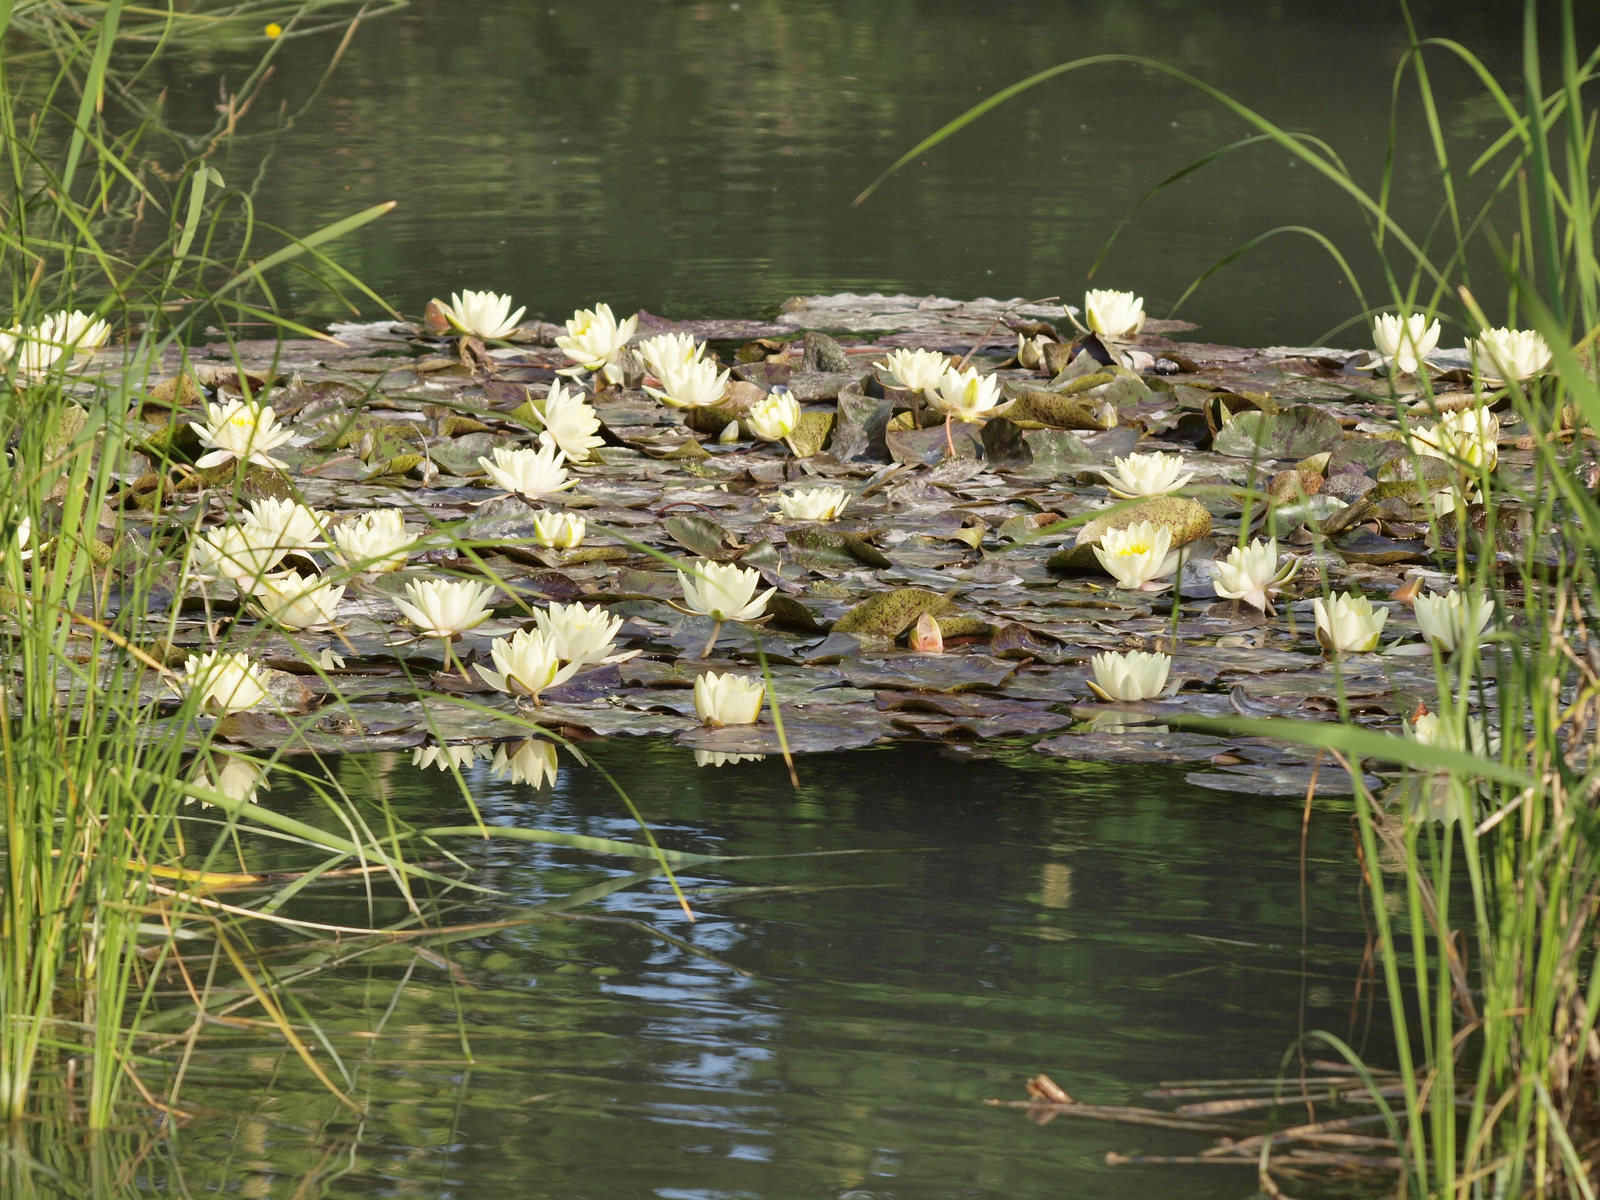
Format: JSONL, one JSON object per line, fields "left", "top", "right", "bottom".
{"left": 41, "top": 289, "right": 1541, "bottom": 798}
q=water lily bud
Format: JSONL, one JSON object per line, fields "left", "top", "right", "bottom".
{"left": 438, "top": 289, "right": 526, "bottom": 340}
{"left": 1084, "top": 289, "right": 1145, "bottom": 338}
{"left": 396, "top": 578, "right": 497, "bottom": 638}
{"left": 1314, "top": 591, "right": 1388, "bottom": 654}
{"left": 718, "top": 420, "right": 741, "bottom": 444}
{"left": 1212, "top": 538, "right": 1299, "bottom": 611}
{"left": 746, "top": 391, "right": 802, "bottom": 443}
{"left": 1016, "top": 332, "right": 1053, "bottom": 369}
{"left": 1413, "top": 589, "right": 1493, "bottom": 653}
{"left": 1092, "top": 520, "right": 1180, "bottom": 592}
{"left": 1087, "top": 650, "right": 1171, "bottom": 702}
{"left": 1372, "top": 313, "right": 1441, "bottom": 375}
{"left": 693, "top": 671, "right": 765, "bottom": 726}
{"left": 478, "top": 443, "right": 578, "bottom": 501}
{"left": 190, "top": 398, "right": 294, "bottom": 470}
{"left": 531, "top": 510, "right": 586, "bottom": 548}
{"left": 1098, "top": 451, "right": 1193, "bottom": 499}
{"left": 909, "top": 611, "right": 943, "bottom": 653}
{"left": 190, "top": 754, "right": 269, "bottom": 807}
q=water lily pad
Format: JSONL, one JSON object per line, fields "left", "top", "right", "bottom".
{"left": 831, "top": 587, "right": 950, "bottom": 636}
{"left": 665, "top": 513, "right": 737, "bottom": 559}
{"left": 1213, "top": 405, "right": 1345, "bottom": 460}
{"left": 831, "top": 381, "right": 894, "bottom": 461}
{"left": 840, "top": 655, "right": 1015, "bottom": 693}
{"left": 678, "top": 709, "right": 894, "bottom": 754}
{"left": 1048, "top": 497, "right": 1213, "bottom": 572}
{"left": 788, "top": 410, "right": 836, "bottom": 457}
{"left": 1035, "top": 730, "right": 1237, "bottom": 763}
{"left": 1185, "top": 762, "right": 1379, "bottom": 796}
{"left": 1006, "top": 391, "right": 1117, "bottom": 430}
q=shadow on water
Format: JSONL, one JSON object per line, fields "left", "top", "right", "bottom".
{"left": 17, "top": 741, "right": 1375, "bottom": 1199}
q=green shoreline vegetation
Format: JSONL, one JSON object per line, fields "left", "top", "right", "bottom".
{"left": 4, "top": 1, "right": 1600, "bottom": 1198}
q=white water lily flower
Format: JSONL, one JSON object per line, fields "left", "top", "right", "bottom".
{"left": 1093, "top": 521, "right": 1180, "bottom": 592}
{"left": 44, "top": 309, "right": 111, "bottom": 356}
{"left": 1213, "top": 538, "right": 1300, "bottom": 612}
{"left": 181, "top": 651, "right": 267, "bottom": 716}
{"left": 644, "top": 357, "right": 731, "bottom": 409}
{"left": 1084, "top": 289, "right": 1146, "bottom": 338}
{"left": 10, "top": 516, "right": 30, "bottom": 563}
{"left": 478, "top": 443, "right": 577, "bottom": 501}
{"left": 694, "top": 750, "right": 764, "bottom": 767}
{"left": 190, "top": 399, "right": 295, "bottom": 470}
{"left": 1372, "top": 313, "right": 1441, "bottom": 375}
{"left": 775, "top": 486, "right": 850, "bottom": 521}
{"left": 0, "top": 325, "right": 62, "bottom": 377}
{"left": 1413, "top": 589, "right": 1494, "bottom": 653}
{"left": 331, "top": 509, "right": 417, "bottom": 572}
{"left": 475, "top": 627, "right": 582, "bottom": 698}
{"left": 677, "top": 559, "right": 774, "bottom": 623}
{"left": 1314, "top": 591, "right": 1388, "bottom": 654}
{"left": 248, "top": 571, "right": 345, "bottom": 630}
{"left": 929, "top": 366, "right": 1003, "bottom": 423}
{"left": 531, "top": 510, "right": 586, "bottom": 548}
{"left": 1410, "top": 406, "right": 1499, "bottom": 471}
{"left": 1469, "top": 327, "right": 1552, "bottom": 383}
{"left": 637, "top": 332, "right": 703, "bottom": 378}
{"left": 693, "top": 671, "right": 765, "bottom": 726}
{"left": 555, "top": 302, "right": 637, "bottom": 379}
{"left": 1099, "top": 451, "right": 1193, "bottom": 499}
{"left": 537, "top": 381, "right": 605, "bottom": 461}
{"left": 242, "top": 497, "right": 327, "bottom": 550}
{"left": 1087, "top": 650, "right": 1171, "bottom": 702}
{"left": 438, "top": 289, "right": 525, "bottom": 340}
{"left": 189, "top": 755, "right": 268, "bottom": 807}
{"left": 192, "top": 524, "right": 290, "bottom": 587}
{"left": 412, "top": 743, "right": 483, "bottom": 772}
{"left": 1409, "top": 711, "right": 1495, "bottom": 756}
{"left": 535, "top": 601, "right": 624, "bottom": 667}
{"left": 396, "top": 578, "right": 496, "bottom": 638}
{"left": 317, "top": 648, "right": 346, "bottom": 670}
{"left": 876, "top": 348, "right": 950, "bottom": 393}
{"left": 1017, "top": 332, "right": 1053, "bottom": 369}
{"left": 489, "top": 739, "right": 560, "bottom": 788}
{"left": 746, "top": 392, "right": 801, "bottom": 443}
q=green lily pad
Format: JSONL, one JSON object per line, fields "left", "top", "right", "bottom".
{"left": 831, "top": 587, "right": 950, "bottom": 636}
{"left": 1213, "top": 405, "right": 1345, "bottom": 459}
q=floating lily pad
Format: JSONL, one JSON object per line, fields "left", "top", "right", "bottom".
{"left": 1213, "top": 405, "right": 1345, "bottom": 459}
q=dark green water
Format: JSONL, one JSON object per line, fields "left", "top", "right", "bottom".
{"left": 151, "top": 0, "right": 1588, "bottom": 346}
{"left": 33, "top": 741, "right": 1372, "bottom": 1199}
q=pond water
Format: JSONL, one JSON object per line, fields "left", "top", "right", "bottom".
{"left": 22, "top": 2, "right": 1549, "bottom": 1195}
{"left": 31, "top": 742, "right": 1371, "bottom": 1199}
{"left": 152, "top": 0, "right": 1583, "bottom": 347}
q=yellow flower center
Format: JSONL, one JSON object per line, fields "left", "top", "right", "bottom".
{"left": 1118, "top": 542, "right": 1150, "bottom": 557}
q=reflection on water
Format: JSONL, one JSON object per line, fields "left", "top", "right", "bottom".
{"left": 144, "top": 0, "right": 1585, "bottom": 346}
{"left": 26, "top": 741, "right": 1374, "bottom": 1199}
